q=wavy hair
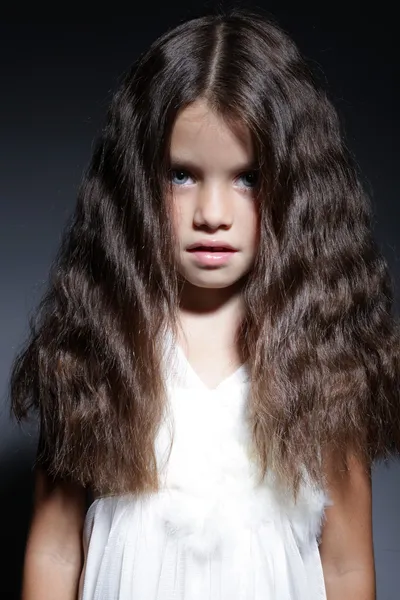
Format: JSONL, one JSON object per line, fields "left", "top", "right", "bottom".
{"left": 10, "top": 7, "right": 400, "bottom": 499}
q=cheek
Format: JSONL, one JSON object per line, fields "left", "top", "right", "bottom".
{"left": 254, "top": 209, "right": 261, "bottom": 244}
{"left": 242, "top": 204, "right": 259, "bottom": 247}
{"left": 170, "top": 200, "right": 188, "bottom": 247}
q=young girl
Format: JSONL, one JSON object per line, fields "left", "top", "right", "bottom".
{"left": 10, "top": 7, "right": 400, "bottom": 600}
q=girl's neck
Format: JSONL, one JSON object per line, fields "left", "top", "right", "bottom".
{"left": 178, "top": 277, "right": 244, "bottom": 314}
{"left": 177, "top": 279, "right": 245, "bottom": 351}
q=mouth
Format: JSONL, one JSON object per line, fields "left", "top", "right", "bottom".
{"left": 186, "top": 244, "right": 238, "bottom": 266}
{"left": 187, "top": 246, "right": 236, "bottom": 252}
{"left": 186, "top": 240, "right": 238, "bottom": 252}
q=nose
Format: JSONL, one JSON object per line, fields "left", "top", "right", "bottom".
{"left": 193, "top": 182, "right": 233, "bottom": 230}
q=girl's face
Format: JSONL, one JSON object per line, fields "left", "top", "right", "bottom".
{"left": 168, "top": 100, "right": 259, "bottom": 292}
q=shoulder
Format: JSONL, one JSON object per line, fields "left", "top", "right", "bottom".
{"left": 320, "top": 444, "right": 372, "bottom": 509}
{"left": 33, "top": 466, "right": 88, "bottom": 514}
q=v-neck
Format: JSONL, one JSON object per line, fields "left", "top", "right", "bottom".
{"left": 174, "top": 340, "right": 248, "bottom": 393}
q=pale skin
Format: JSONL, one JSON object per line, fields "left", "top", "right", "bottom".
{"left": 22, "top": 99, "right": 375, "bottom": 599}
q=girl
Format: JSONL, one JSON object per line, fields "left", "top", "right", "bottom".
{"left": 10, "top": 7, "right": 400, "bottom": 600}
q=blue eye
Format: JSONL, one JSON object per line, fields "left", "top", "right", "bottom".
{"left": 239, "top": 171, "right": 258, "bottom": 188}
{"left": 168, "top": 168, "right": 258, "bottom": 189}
{"left": 170, "top": 169, "right": 192, "bottom": 185}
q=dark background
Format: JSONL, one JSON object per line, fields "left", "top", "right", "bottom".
{"left": 1, "top": 2, "right": 399, "bottom": 598}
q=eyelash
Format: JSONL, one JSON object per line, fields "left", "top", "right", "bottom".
{"left": 168, "top": 168, "right": 259, "bottom": 191}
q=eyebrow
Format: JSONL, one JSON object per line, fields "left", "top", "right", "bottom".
{"left": 169, "top": 156, "right": 259, "bottom": 173}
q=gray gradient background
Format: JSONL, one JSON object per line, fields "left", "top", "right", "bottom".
{"left": 1, "top": 3, "right": 399, "bottom": 599}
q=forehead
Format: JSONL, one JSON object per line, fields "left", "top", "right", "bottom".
{"left": 170, "top": 100, "right": 254, "bottom": 165}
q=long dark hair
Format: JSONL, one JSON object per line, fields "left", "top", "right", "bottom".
{"left": 10, "top": 7, "right": 400, "bottom": 499}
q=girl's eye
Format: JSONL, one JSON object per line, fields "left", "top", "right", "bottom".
{"left": 238, "top": 171, "right": 258, "bottom": 189}
{"left": 169, "top": 169, "right": 259, "bottom": 189}
{"left": 170, "top": 169, "right": 193, "bottom": 185}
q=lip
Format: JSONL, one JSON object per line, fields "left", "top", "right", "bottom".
{"left": 186, "top": 239, "right": 238, "bottom": 251}
{"left": 186, "top": 240, "right": 238, "bottom": 267}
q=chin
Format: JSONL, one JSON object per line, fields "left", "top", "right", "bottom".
{"left": 183, "top": 272, "right": 244, "bottom": 289}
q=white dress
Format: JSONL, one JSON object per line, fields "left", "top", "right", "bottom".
{"left": 79, "top": 336, "right": 331, "bottom": 600}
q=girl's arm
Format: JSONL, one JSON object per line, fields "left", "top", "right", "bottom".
{"left": 22, "top": 466, "right": 87, "bottom": 600}
{"left": 319, "top": 447, "right": 376, "bottom": 600}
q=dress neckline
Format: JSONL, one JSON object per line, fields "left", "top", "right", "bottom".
{"left": 163, "top": 329, "right": 249, "bottom": 393}
{"left": 175, "top": 341, "right": 248, "bottom": 392}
